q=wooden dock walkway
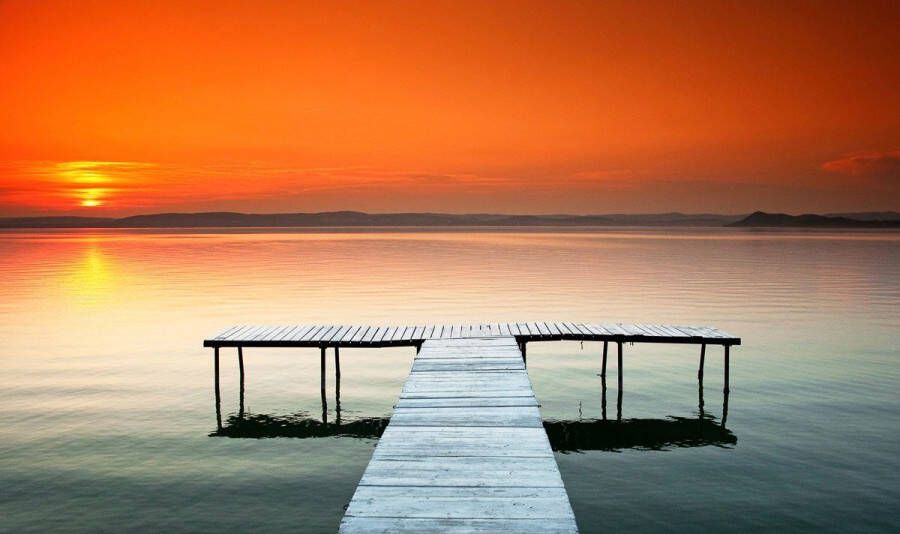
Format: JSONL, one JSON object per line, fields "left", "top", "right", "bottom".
{"left": 339, "top": 336, "right": 577, "bottom": 533}
{"left": 203, "top": 322, "right": 739, "bottom": 532}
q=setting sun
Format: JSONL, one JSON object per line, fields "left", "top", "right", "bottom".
{"left": 77, "top": 186, "right": 108, "bottom": 208}
{"left": 1, "top": 1, "right": 898, "bottom": 217}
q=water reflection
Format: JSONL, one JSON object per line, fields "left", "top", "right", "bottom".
{"left": 212, "top": 412, "right": 389, "bottom": 439}
{"left": 62, "top": 244, "right": 120, "bottom": 305}
{"left": 544, "top": 416, "right": 736, "bottom": 452}
{"left": 211, "top": 355, "right": 737, "bottom": 451}
{"left": 211, "top": 411, "right": 736, "bottom": 452}
{"left": 596, "top": 343, "right": 730, "bottom": 426}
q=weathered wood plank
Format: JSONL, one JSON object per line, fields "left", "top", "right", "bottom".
{"left": 344, "top": 486, "right": 575, "bottom": 520}
{"left": 313, "top": 325, "right": 330, "bottom": 341}
{"left": 350, "top": 325, "right": 369, "bottom": 343}
{"left": 284, "top": 324, "right": 312, "bottom": 342}
{"left": 236, "top": 325, "right": 265, "bottom": 341}
{"left": 272, "top": 325, "right": 299, "bottom": 341}
{"left": 412, "top": 325, "right": 425, "bottom": 340}
{"left": 411, "top": 360, "right": 525, "bottom": 372}
{"left": 338, "top": 325, "right": 360, "bottom": 343}
{"left": 214, "top": 324, "right": 243, "bottom": 340}
{"left": 381, "top": 326, "right": 398, "bottom": 342}
{"left": 362, "top": 326, "right": 382, "bottom": 343}
{"left": 298, "top": 324, "right": 322, "bottom": 342}
{"left": 251, "top": 325, "right": 280, "bottom": 341}
{"left": 339, "top": 516, "right": 578, "bottom": 533}
{"left": 373, "top": 426, "right": 553, "bottom": 457}
{"left": 396, "top": 396, "right": 539, "bottom": 408}
{"left": 358, "top": 456, "right": 565, "bottom": 487}
{"left": 401, "top": 388, "right": 536, "bottom": 399}
{"left": 325, "top": 325, "right": 349, "bottom": 343}
{"left": 219, "top": 324, "right": 249, "bottom": 340}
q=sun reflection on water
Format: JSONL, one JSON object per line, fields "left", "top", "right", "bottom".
{"left": 62, "top": 244, "right": 119, "bottom": 305}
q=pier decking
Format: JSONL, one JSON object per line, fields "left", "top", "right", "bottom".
{"left": 341, "top": 336, "right": 576, "bottom": 532}
{"left": 203, "top": 322, "right": 739, "bottom": 532}
{"left": 203, "top": 322, "right": 740, "bottom": 348}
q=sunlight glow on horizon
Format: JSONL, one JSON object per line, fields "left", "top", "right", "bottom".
{"left": 0, "top": 1, "right": 898, "bottom": 216}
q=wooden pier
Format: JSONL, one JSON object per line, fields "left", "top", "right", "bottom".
{"left": 341, "top": 336, "right": 575, "bottom": 532}
{"left": 203, "top": 322, "right": 740, "bottom": 349}
{"left": 204, "top": 322, "right": 739, "bottom": 532}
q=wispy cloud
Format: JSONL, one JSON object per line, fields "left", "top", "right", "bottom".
{"left": 821, "top": 150, "right": 900, "bottom": 181}
{"left": 0, "top": 160, "right": 529, "bottom": 213}
{"left": 1, "top": 159, "right": 658, "bottom": 214}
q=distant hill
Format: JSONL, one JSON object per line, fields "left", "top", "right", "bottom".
{"left": 2, "top": 210, "right": 897, "bottom": 229}
{"left": 728, "top": 211, "right": 900, "bottom": 228}
{"left": 826, "top": 211, "right": 900, "bottom": 221}
{"left": 0, "top": 211, "right": 743, "bottom": 228}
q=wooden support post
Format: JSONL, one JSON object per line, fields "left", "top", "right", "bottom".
{"left": 600, "top": 374, "right": 607, "bottom": 421}
{"left": 320, "top": 346, "right": 327, "bottom": 391}
{"left": 335, "top": 373, "right": 342, "bottom": 425}
{"left": 334, "top": 346, "right": 341, "bottom": 380}
{"left": 723, "top": 344, "right": 730, "bottom": 394}
{"left": 214, "top": 347, "right": 222, "bottom": 431}
{"left": 334, "top": 346, "right": 342, "bottom": 424}
{"left": 698, "top": 373, "right": 705, "bottom": 415}
{"left": 722, "top": 384, "right": 730, "bottom": 427}
{"left": 722, "top": 345, "right": 731, "bottom": 427}
{"left": 616, "top": 341, "right": 623, "bottom": 422}
{"left": 698, "top": 343, "right": 706, "bottom": 380}
{"left": 617, "top": 341, "right": 623, "bottom": 391}
{"left": 521, "top": 342, "right": 527, "bottom": 367}
{"left": 238, "top": 346, "right": 245, "bottom": 419}
{"left": 601, "top": 341, "right": 608, "bottom": 378}
{"left": 320, "top": 346, "right": 328, "bottom": 423}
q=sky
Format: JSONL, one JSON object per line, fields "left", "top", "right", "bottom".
{"left": 1, "top": 0, "right": 899, "bottom": 216}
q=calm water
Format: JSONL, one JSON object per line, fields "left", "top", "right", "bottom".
{"left": 1, "top": 228, "right": 898, "bottom": 532}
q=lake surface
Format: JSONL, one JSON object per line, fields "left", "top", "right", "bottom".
{"left": 1, "top": 228, "right": 898, "bottom": 532}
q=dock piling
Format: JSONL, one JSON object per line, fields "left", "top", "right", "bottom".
{"left": 238, "top": 347, "right": 245, "bottom": 419}
{"left": 601, "top": 374, "right": 607, "bottom": 421}
{"left": 617, "top": 341, "right": 623, "bottom": 421}
{"left": 214, "top": 347, "right": 221, "bottom": 431}
{"left": 698, "top": 343, "right": 706, "bottom": 380}
{"left": 320, "top": 346, "right": 327, "bottom": 423}
{"left": 601, "top": 341, "right": 608, "bottom": 378}
{"left": 320, "top": 346, "right": 326, "bottom": 390}
{"left": 698, "top": 370, "right": 705, "bottom": 414}
{"left": 722, "top": 385, "right": 730, "bottom": 427}
{"left": 724, "top": 345, "right": 730, "bottom": 394}
{"left": 335, "top": 372, "right": 342, "bottom": 425}
{"left": 335, "top": 346, "right": 341, "bottom": 380}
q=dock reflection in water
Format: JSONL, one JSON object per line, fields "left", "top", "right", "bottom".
{"left": 212, "top": 411, "right": 735, "bottom": 451}
{"left": 211, "top": 363, "right": 736, "bottom": 450}
{"left": 544, "top": 416, "right": 735, "bottom": 452}
{"left": 212, "top": 412, "right": 389, "bottom": 439}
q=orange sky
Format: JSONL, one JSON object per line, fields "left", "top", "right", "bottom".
{"left": 1, "top": 0, "right": 898, "bottom": 216}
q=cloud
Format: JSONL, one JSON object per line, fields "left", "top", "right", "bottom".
{"left": 0, "top": 160, "right": 528, "bottom": 213}
{"left": 821, "top": 150, "right": 900, "bottom": 181}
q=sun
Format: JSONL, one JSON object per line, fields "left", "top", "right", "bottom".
{"left": 76, "top": 186, "right": 108, "bottom": 208}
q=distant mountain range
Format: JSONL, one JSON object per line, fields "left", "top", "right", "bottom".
{"left": 727, "top": 211, "right": 900, "bottom": 228}
{"left": 0, "top": 210, "right": 897, "bottom": 228}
